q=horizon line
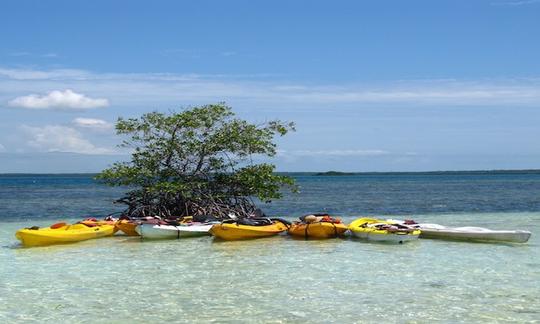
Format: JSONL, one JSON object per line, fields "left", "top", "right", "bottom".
{"left": 1, "top": 168, "right": 540, "bottom": 176}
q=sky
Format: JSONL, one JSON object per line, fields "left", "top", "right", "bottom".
{"left": 0, "top": 0, "right": 539, "bottom": 172}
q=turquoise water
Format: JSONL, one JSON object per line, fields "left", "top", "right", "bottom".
{"left": 1, "top": 213, "right": 538, "bottom": 323}
{"left": 1, "top": 174, "right": 539, "bottom": 322}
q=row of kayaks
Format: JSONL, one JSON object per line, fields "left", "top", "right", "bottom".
{"left": 15, "top": 214, "right": 532, "bottom": 247}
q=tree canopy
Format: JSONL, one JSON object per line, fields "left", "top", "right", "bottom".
{"left": 97, "top": 103, "right": 296, "bottom": 219}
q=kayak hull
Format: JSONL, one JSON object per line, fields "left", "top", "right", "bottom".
{"left": 136, "top": 223, "right": 214, "bottom": 239}
{"left": 288, "top": 222, "right": 348, "bottom": 239}
{"left": 210, "top": 222, "right": 288, "bottom": 240}
{"left": 418, "top": 225, "right": 531, "bottom": 243}
{"left": 15, "top": 224, "right": 116, "bottom": 247}
{"left": 348, "top": 218, "right": 420, "bottom": 243}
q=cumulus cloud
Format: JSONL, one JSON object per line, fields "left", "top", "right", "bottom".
{"left": 8, "top": 89, "right": 109, "bottom": 110}
{"left": 72, "top": 117, "right": 113, "bottom": 131}
{"left": 21, "top": 125, "right": 113, "bottom": 154}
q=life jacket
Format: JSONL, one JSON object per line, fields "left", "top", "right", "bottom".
{"left": 377, "top": 223, "right": 414, "bottom": 233}
{"left": 80, "top": 221, "right": 98, "bottom": 227}
{"left": 50, "top": 222, "right": 66, "bottom": 229}
{"left": 80, "top": 217, "right": 100, "bottom": 227}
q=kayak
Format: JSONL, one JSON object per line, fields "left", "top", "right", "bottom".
{"left": 348, "top": 218, "right": 420, "bottom": 243}
{"left": 289, "top": 221, "right": 348, "bottom": 238}
{"left": 288, "top": 214, "right": 348, "bottom": 239}
{"left": 386, "top": 219, "right": 532, "bottom": 243}
{"left": 415, "top": 223, "right": 531, "bottom": 243}
{"left": 115, "top": 220, "right": 140, "bottom": 236}
{"left": 136, "top": 223, "right": 215, "bottom": 239}
{"left": 16, "top": 222, "right": 116, "bottom": 247}
{"left": 210, "top": 219, "right": 288, "bottom": 240}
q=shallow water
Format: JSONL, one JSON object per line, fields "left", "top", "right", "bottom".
{"left": 1, "top": 213, "right": 538, "bottom": 323}
{"left": 1, "top": 174, "right": 539, "bottom": 323}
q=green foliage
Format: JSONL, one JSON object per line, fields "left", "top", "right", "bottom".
{"left": 96, "top": 103, "right": 296, "bottom": 218}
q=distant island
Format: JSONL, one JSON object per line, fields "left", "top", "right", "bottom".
{"left": 309, "top": 169, "right": 540, "bottom": 177}
{"left": 315, "top": 171, "right": 356, "bottom": 176}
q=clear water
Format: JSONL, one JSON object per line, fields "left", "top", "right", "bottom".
{"left": 1, "top": 174, "right": 539, "bottom": 323}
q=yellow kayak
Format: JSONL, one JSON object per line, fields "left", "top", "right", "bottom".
{"left": 16, "top": 222, "right": 116, "bottom": 247}
{"left": 349, "top": 217, "right": 421, "bottom": 243}
{"left": 210, "top": 219, "right": 288, "bottom": 240}
{"left": 288, "top": 215, "right": 348, "bottom": 239}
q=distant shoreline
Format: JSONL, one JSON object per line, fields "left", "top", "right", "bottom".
{"left": 2, "top": 169, "right": 540, "bottom": 176}
{"left": 307, "top": 169, "right": 540, "bottom": 176}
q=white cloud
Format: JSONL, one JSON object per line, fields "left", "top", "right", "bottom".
{"left": 21, "top": 125, "right": 113, "bottom": 154}
{"left": 8, "top": 89, "right": 109, "bottom": 110}
{"left": 277, "top": 82, "right": 540, "bottom": 106}
{"left": 491, "top": 0, "right": 540, "bottom": 6}
{"left": 161, "top": 48, "right": 202, "bottom": 59}
{"left": 6, "top": 52, "right": 59, "bottom": 58}
{"left": 279, "top": 149, "right": 389, "bottom": 157}
{"left": 8, "top": 52, "right": 31, "bottom": 57}
{"left": 1, "top": 66, "right": 540, "bottom": 108}
{"left": 41, "top": 53, "right": 59, "bottom": 58}
{"left": 0, "top": 67, "right": 91, "bottom": 80}
{"left": 73, "top": 117, "right": 113, "bottom": 131}
{"left": 0, "top": 143, "right": 5, "bottom": 152}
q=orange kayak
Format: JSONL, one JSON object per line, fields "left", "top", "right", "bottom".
{"left": 115, "top": 220, "right": 140, "bottom": 236}
{"left": 288, "top": 221, "right": 348, "bottom": 239}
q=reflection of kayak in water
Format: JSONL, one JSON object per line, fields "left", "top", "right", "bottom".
{"left": 348, "top": 218, "right": 420, "bottom": 244}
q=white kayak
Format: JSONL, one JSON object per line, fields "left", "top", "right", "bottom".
{"left": 136, "top": 223, "right": 216, "bottom": 239}
{"left": 417, "top": 224, "right": 531, "bottom": 243}
{"left": 388, "top": 219, "right": 532, "bottom": 244}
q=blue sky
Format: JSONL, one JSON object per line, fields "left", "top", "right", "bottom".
{"left": 1, "top": 0, "right": 539, "bottom": 172}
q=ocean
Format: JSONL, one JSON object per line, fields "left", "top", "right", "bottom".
{"left": 1, "top": 173, "right": 539, "bottom": 323}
